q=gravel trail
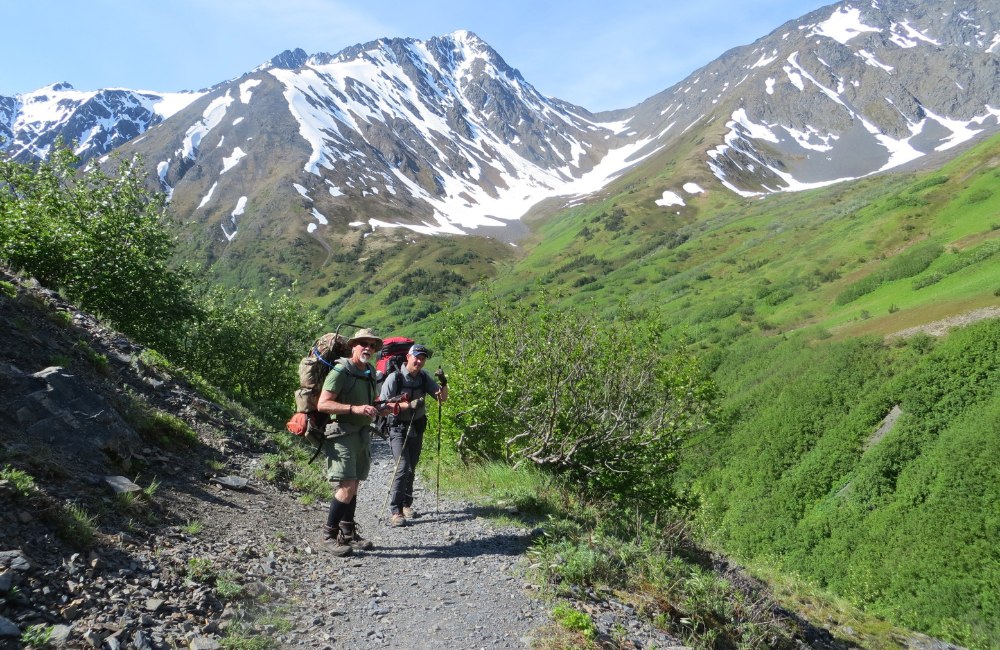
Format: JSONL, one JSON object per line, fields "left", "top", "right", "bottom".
{"left": 182, "top": 437, "right": 544, "bottom": 649}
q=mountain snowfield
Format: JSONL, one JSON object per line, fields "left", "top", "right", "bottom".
{"left": 4, "top": 0, "right": 1000, "bottom": 242}
{"left": 0, "top": 83, "right": 203, "bottom": 162}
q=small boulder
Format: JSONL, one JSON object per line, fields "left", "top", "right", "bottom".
{"left": 189, "top": 637, "right": 220, "bottom": 650}
{"left": 0, "top": 550, "right": 36, "bottom": 572}
{"left": 0, "top": 616, "right": 19, "bottom": 638}
{"left": 145, "top": 598, "right": 165, "bottom": 612}
{"left": 209, "top": 476, "right": 248, "bottom": 491}
{"left": 49, "top": 625, "right": 72, "bottom": 647}
{"left": 0, "top": 570, "right": 12, "bottom": 593}
{"left": 105, "top": 476, "right": 142, "bottom": 494}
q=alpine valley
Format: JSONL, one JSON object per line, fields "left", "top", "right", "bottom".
{"left": 6, "top": 0, "right": 1000, "bottom": 644}
{"left": 3, "top": 0, "right": 1000, "bottom": 330}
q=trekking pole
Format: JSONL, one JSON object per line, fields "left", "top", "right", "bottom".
{"left": 378, "top": 414, "right": 414, "bottom": 523}
{"left": 434, "top": 367, "right": 447, "bottom": 515}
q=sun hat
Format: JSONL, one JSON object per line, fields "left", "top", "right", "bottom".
{"left": 347, "top": 328, "right": 383, "bottom": 351}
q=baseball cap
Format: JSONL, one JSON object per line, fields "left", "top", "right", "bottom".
{"left": 408, "top": 344, "right": 431, "bottom": 358}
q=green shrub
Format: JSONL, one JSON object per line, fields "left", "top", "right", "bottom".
{"left": 964, "top": 188, "right": 994, "bottom": 204}
{"left": 912, "top": 273, "right": 943, "bottom": 290}
{"left": 551, "top": 604, "right": 597, "bottom": 640}
{"left": 937, "top": 239, "right": 1000, "bottom": 276}
{"left": 0, "top": 280, "right": 15, "bottom": 298}
{"left": 1, "top": 465, "right": 37, "bottom": 497}
{"left": 438, "top": 290, "right": 715, "bottom": 506}
{"left": 908, "top": 175, "right": 949, "bottom": 193}
{"left": 836, "top": 243, "right": 943, "bottom": 304}
{"left": 20, "top": 624, "right": 53, "bottom": 649}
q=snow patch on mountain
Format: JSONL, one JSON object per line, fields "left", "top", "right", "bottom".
{"left": 310, "top": 208, "right": 328, "bottom": 225}
{"left": 198, "top": 181, "right": 218, "bottom": 209}
{"left": 157, "top": 160, "right": 174, "bottom": 201}
{"left": 180, "top": 90, "right": 234, "bottom": 160}
{"left": 220, "top": 147, "right": 246, "bottom": 174}
{"left": 239, "top": 79, "right": 262, "bottom": 104}
{"left": 683, "top": 183, "right": 705, "bottom": 194}
{"left": 889, "top": 20, "right": 941, "bottom": 48}
{"left": 806, "top": 6, "right": 881, "bottom": 44}
{"left": 655, "top": 191, "right": 685, "bottom": 207}
{"left": 293, "top": 183, "right": 311, "bottom": 199}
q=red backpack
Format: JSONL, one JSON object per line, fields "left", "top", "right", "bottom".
{"left": 377, "top": 337, "right": 414, "bottom": 382}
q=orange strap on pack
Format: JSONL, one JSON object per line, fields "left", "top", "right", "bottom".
{"left": 286, "top": 412, "right": 309, "bottom": 436}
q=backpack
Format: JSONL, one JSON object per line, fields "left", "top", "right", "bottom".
{"left": 286, "top": 332, "right": 350, "bottom": 439}
{"left": 372, "top": 337, "right": 414, "bottom": 437}
{"left": 376, "top": 337, "right": 414, "bottom": 385}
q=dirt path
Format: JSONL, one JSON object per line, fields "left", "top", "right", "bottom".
{"left": 172, "top": 438, "right": 544, "bottom": 649}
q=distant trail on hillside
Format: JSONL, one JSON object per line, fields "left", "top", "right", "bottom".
{"left": 886, "top": 306, "right": 1000, "bottom": 340}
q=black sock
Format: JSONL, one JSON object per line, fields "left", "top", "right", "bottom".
{"left": 326, "top": 497, "right": 350, "bottom": 528}
{"left": 346, "top": 494, "right": 357, "bottom": 522}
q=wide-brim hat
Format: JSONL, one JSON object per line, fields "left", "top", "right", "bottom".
{"left": 347, "top": 328, "right": 383, "bottom": 351}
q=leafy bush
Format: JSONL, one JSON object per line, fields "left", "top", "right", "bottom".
{"left": 937, "top": 239, "right": 1000, "bottom": 276}
{"left": 912, "top": 273, "right": 943, "bottom": 290}
{"left": 0, "top": 145, "right": 197, "bottom": 350}
{"left": 964, "top": 188, "right": 994, "bottom": 204}
{"left": 836, "top": 243, "right": 943, "bottom": 305}
{"left": 1, "top": 465, "right": 37, "bottom": 497}
{"left": 551, "top": 604, "right": 597, "bottom": 640}
{"left": 437, "top": 290, "right": 715, "bottom": 506}
{"left": 908, "top": 175, "right": 948, "bottom": 193}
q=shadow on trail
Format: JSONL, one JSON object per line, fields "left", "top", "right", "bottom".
{"left": 364, "top": 530, "right": 536, "bottom": 560}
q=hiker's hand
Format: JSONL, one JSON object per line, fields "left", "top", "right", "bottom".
{"left": 351, "top": 404, "right": 378, "bottom": 418}
{"left": 411, "top": 397, "right": 425, "bottom": 409}
{"left": 376, "top": 406, "right": 392, "bottom": 417}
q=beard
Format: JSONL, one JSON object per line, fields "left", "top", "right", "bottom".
{"left": 359, "top": 349, "right": 372, "bottom": 364}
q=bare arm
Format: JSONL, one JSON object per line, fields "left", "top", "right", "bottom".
{"left": 317, "top": 390, "right": 381, "bottom": 418}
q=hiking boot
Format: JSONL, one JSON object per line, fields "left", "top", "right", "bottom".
{"left": 340, "top": 521, "right": 375, "bottom": 550}
{"left": 403, "top": 507, "right": 419, "bottom": 519}
{"left": 390, "top": 513, "right": 407, "bottom": 527}
{"left": 321, "top": 525, "right": 353, "bottom": 557}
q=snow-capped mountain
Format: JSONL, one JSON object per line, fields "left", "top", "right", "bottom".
{"left": 0, "top": 83, "right": 204, "bottom": 162}
{"left": 9, "top": 0, "right": 1000, "bottom": 245}
{"left": 118, "top": 31, "right": 658, "bottom": 243}
{"left": 608, "top": 0, "right": 1000, "bottom": 196}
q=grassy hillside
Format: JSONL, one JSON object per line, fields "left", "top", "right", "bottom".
{"left": 397, "top": 132, "right": 1000, "bottom": 647}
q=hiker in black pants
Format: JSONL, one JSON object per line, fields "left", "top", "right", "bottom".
{"left": 378, "top": 344, "right": 447, "bottom": 527}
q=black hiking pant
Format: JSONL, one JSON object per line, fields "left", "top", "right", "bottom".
{"left": 389, "top": 417, "right": 426, "bottom": 515}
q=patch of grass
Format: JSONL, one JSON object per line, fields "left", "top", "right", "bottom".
{"left": 181, "top": 519, "right": 203, "bottom": 535}
{"left": 185, "top": 557, "right": 215, "bottom": 583}
{"left": 20, "top": 624, "right": 53, "bottom": 648}
{"left": 551, "top": 603, "right": 597, "bottom": 640}
{"left": 55, "top": 503, "right": 97, "bottom": 547}
{"left": 79, "top": 341, "right": 109, "bottom": 372}
{"left": 119, "top": 392, "right": 198, "bottom": 448}
{"left": 1, "top": 465, "right": 37, "bottom": 497}
{"left": 49, "top": 353, "right": 74, "bottom": 368}
{"left": 142, "top": 476, "right": 161, "bottom": 498}
{"left": 216, "top": 570, "right": 244, "bottom": 600}
{"left": 46, "top": 310, "right": 72, "bottom": 328}
{"left": 113, "top": 491, "right": 144, "bottom": 515}
{"left": 205, "top": 458, "right": 226, "bottom": 471}
{"left": 0, "top": 280, "right": 16, "bottom": 298}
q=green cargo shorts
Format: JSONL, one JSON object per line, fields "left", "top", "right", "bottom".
{"left": 322, "top": 423, "right": 371, "bottom": 482}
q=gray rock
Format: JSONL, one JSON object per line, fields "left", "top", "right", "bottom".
{"left": 49, "top": 625, "right": 72, "bottom": 647}
{"left": 145, "top": 598, "right": 165, "bottom": 612}
{"left": 22, "top": 368, "right": 141, "bottom": 461}
{"left": 209, "top": 476, "right": 248, "bottom": 490}
{"left": 0, "top": 570, "right": 12, "bottom": 593}
{"left": 103, "top": 636, "right": 121, "bottom": 650}
{"left": 133, "top": 630, "right": 154, "bottom": 650}
{"left": 189, "top": 637, "right": 220, "bottom": 650}
{"left": 0, "top": 549, "right": 36, "bottom": 572}
{"left": 0, "top": 616, "right": 18, "bottom": 638}
{"left": 105, "top": 476, "right": 142, "bottom": 494}
{"left": 83, "top": 629, "right": 104, "bottom": 648}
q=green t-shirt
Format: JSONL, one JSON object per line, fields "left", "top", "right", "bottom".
{"left": 322, "top": 359, "right": 377, "bottom": 427}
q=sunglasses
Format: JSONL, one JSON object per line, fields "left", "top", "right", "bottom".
{"left": 356, "top": 341, "right": 378, "bottom": 349}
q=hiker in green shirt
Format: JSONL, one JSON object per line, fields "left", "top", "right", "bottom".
{"left": 316, "top": 328, "right": 390, "bottom": 557}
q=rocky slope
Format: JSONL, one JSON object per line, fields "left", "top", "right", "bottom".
{"left": 0, "top": 84, "right": 203, "bottom": 164}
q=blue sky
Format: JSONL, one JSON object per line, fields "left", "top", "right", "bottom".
{"left": 2, "top": 0, "right": 828, "bottom": 112}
